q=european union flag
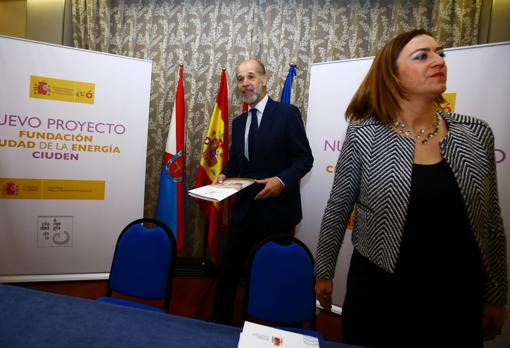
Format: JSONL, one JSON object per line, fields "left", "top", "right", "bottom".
{"left": 280, "top": 65, "right": 297, "bottom": 104}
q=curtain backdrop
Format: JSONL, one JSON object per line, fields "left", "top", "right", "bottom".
{"left": 72, "top": 0, "right": 482, "bottom": 258}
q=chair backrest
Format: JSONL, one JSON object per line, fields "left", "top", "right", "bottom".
{"left": 245, "top": 235, "right": 316, "bottom": 327}
{"left": 106, "top": 218, "right": 176, "bottom": 311}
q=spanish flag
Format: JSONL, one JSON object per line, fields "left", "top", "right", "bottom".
{"left": 156, "top": 66, "right": 186, "bottom": 253}
{"left": 194, "top": 69, "right": 229, "bottom": 259}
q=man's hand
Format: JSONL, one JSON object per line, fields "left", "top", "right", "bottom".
{"left": 482, "top": 303, "right": 507, "bottom": 341}
{"left": 254, "top": 176, "right": 283, "bottom": 200}
{"left": 213, "top": 174, "right": 226, "bottom": 185}
{"left": 315, "top": 278, "right": 333, "bottom": 311}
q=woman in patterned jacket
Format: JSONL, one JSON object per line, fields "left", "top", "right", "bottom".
{"left": 314, "top": 29, "right": 507, "bottom": 347}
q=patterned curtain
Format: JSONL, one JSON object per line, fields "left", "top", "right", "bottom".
{"left": 72, "top": 0, "right": 482, "bottom": 258}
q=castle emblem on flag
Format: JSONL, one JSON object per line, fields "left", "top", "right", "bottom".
{"left": 165, "top": 150, "right": 184, "bottom": 182}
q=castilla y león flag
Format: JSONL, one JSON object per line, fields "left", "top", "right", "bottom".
{"left": 194, "top": 69, "right": 229, "bottom": 259}
{"left": 156, "top": 66, "right": 185, "bottom": 253}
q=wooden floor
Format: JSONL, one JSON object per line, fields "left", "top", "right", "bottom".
{"left": 14, "top": 275, "right": 343, "bottom": 343}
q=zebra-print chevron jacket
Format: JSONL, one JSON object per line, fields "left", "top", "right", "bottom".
{"left": 315, "top": 111, "right": 507, "bottom": 305}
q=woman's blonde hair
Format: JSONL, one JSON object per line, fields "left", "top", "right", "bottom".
{"left": 346, "top": 29, "right": 446, "bottom": 124}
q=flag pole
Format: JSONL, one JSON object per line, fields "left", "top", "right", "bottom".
{"left": 200, "top": 66, "right": 227, "bottom": 268}
{"left": 190, "top": 67, "right": 229, "bottom": 277}
{"left": 156, "top": 63, "right": 186, "bottom": 252}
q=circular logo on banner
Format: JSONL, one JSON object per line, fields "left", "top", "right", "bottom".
{"left": 496, "top": 149, "right": 506, "bottom": 164}
{"left": 166, "top": 150, "right": 184, "bottom": 183}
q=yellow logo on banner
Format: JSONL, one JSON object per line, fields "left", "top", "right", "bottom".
{"left": 29, "top": 75, "right": 95, "bottom": 104}
{"left": 0, "top": 178, "right": 105, "bottom": 200}
{"left": 440, "top": 92, "right": 456, "bottom": 112}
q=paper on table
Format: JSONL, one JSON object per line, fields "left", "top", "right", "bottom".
{"left": 188, "top": 178, "right": 255, "bottom": 202}
{"left": 238, "top": 321, "right": 319, "bottom": 348}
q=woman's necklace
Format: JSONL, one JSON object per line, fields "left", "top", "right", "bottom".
{"left": 394, "top": 112, "right": 441, "bottom": 145}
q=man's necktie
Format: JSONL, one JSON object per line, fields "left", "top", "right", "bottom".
{"left": 248, "top": 108, "right": 258, "bottom": 161}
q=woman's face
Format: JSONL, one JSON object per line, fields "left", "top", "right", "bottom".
{"left": 396, "top": 34, "right": 447, "bottom": 100}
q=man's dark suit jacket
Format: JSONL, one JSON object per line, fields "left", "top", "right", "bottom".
{"left": 222, "top": 97, "right": 313, "bottom": 229}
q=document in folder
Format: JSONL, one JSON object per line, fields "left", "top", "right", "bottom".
{"left": 238, "top": 321, "right": 320, "bottom": 348}
{"left": 188, "top": 178, "right": 255, "bottom": 202}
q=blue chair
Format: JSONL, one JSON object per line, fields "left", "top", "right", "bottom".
{"left": 244, "top": 235, "right": 322, "bottom": 339}
{"left": 97, "top": 218, "right": 176, "bottom": 313}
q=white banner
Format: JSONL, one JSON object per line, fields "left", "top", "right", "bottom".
{"left": 0, "top": 36, "right": 152, "bottom": 280}
{"left": 298, "top": 41, "right": 510, "bottom": 316}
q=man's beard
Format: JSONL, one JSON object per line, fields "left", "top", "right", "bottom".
{"left": 242, "top": 81, "right": 263, "bottom": 104}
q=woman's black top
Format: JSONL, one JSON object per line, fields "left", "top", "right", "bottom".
{"left": 342, "top": 160, "right": 484, "bottom": 348}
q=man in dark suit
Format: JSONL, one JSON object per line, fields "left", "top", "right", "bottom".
{"left": 211, "top": 59, "right": 313, "bottom": 324}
